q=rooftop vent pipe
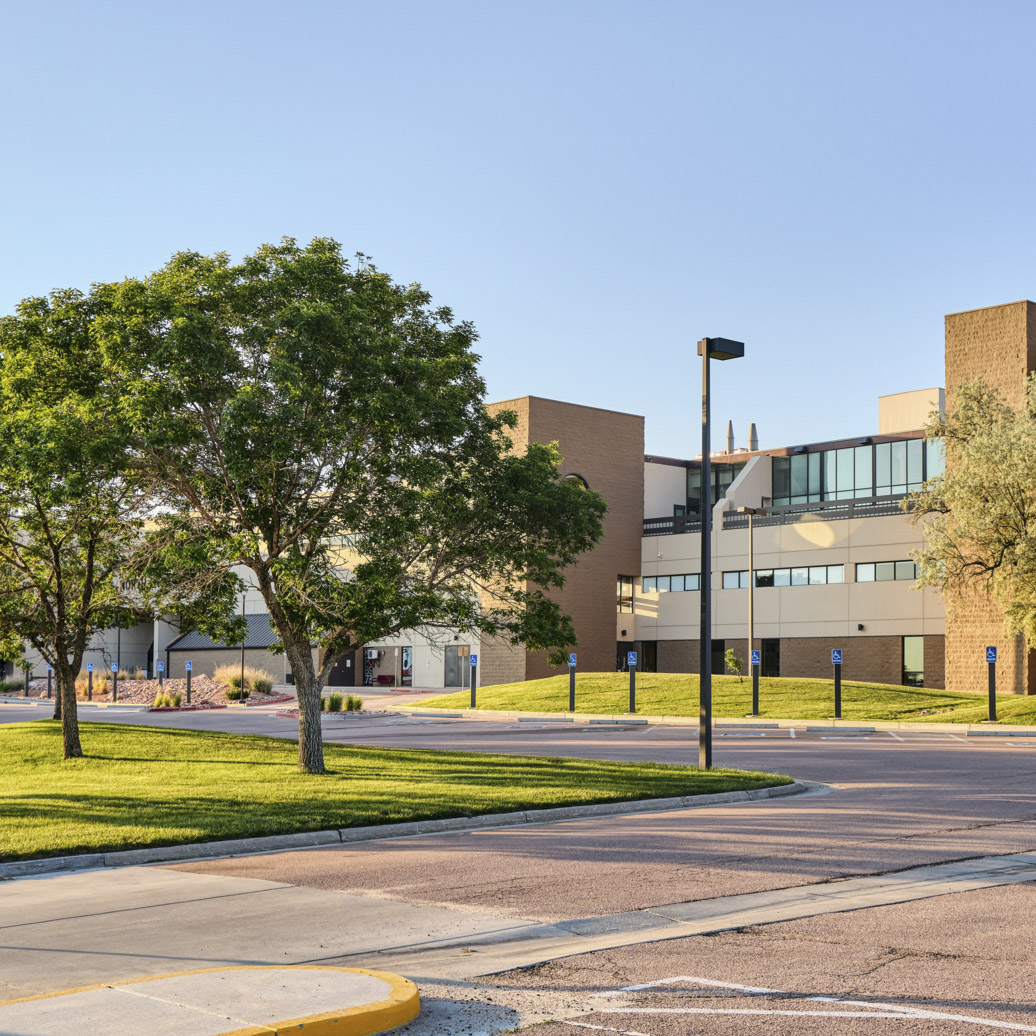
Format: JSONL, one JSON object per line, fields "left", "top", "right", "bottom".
{"left": 726, "top": 420, "right": 735, "bottom": 454}
{"left": 748, "top": 423, "right": 758, "bottom": 451}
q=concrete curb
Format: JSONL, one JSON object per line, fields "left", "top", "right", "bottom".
{"left": 392, "top": 704, "right": 1036, "bottom": 734}
{"left": 0, "top": 780, "right": 811, "bottom": 880}
{"left": 0, "top": 965, "right": 420, "bottom": 1036}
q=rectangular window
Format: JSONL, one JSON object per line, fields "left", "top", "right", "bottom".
{"left": 790, "top": 453, "right": 809, "bottom": 503}
{"left": 723, "top": 570, "right": 744, "bottom": 589}
{"left": 926, "top": 439, "right": 945, "bottom": 480}
{"left": 890, "top": 440, "right": 907, "bottom": 494}
{"left": 856, "top": 560, "right": 916, "bottom": 582}
{"left": 642, "top": 576, "right": 656, "bottom": 593}
{"left": 808, "top": 451, "right": 821, "bottom": 502}
{"left": 657, "top": 575, "right": 671, "bottom": 593}
{"left": 774, "top": 568, "right": 791, "bottom": 586}
{"left": 823, "top": 449, "right": 837, "bottom": 500}
{"left": 827, "top": 565, "right": 844, "bottom": 583}
{"left": 854, "top": 445, "right": 873, "bottom": 497}
{"left": 683, "top": 574, "right": 701, "bottom": 591}
{"left": 772, "top": 456, "right": 790, "bottom": 506}
{"left": 791, "top": 567, "right": 809, "bottom": 586}
{"left": 617, "top": 575, "right": 633, "bottom": 613}
{"left": 836, "top": 448, "right": 854, "bottom": 499}
{"left": 755, "top": 569, "right": 774, "bottom": 587}
{"left": 903, "top": 635, "right": 924, "bottom": 687}
{"left": 907, "top": 438, "right": 923, "bottom": 492}
{"left": 808, "top": 565, "right": 827, "bottom": 585}
{"left": 875, "top": 442, "right": 891, "bottom": 494}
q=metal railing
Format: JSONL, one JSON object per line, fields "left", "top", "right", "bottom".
{"left": 643, "top": 495, "right": 912, "bottom": 536}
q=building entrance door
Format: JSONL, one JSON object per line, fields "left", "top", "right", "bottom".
{"left": 327, "top": 651, "right": 356, "bottom": 687}
{"left": 711, "top": 639, "right": 726, "bottom": 675}
{"left": 444, "top": 645, "right": 470, "bottom": 687}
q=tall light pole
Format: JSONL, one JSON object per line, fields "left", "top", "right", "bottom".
{"left": 698, "top": 337, "right": 744, "bottom": 770}
{"left": 738, "top": 505, "right": 767, "bottom": 716}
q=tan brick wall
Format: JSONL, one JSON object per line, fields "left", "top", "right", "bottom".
{"left": 489, "top": 396, "right": 644, "bottom": 680}
{"left": 944, "top": 301, "right": 1036, "bottom": 694}
{"left": 924, "top": 634, "right": 945, "bottom": 690}
{"left": 658, "top": 639, "right": 700, "bottom": 673}
{"left": 779, "top": 636, "right": 902, "bottom": 685}
{"left": 478, "top": 635, "right": 527, "bottom": 688}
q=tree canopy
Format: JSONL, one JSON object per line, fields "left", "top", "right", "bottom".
{"left": 0, "top": 289, "right": 145, "bottom": 758}
{"left": 910, "top": 376, "right": 1036, "bottom": 641}
{"left": 96, "top": 238, "right": 606, "bottom": 773}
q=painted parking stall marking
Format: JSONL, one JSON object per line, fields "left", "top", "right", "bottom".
{"left": 589, "top": 974, "right": 1036, "bottom": 1031}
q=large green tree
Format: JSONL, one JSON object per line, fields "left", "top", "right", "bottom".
{"left": 98, "top": 238, "right": 606, "bottom": 773}
{"left": 910, "top": 376, "right": 1036, "bottom": 641}
{"left": 0, "top": 290, "right": 144, "bottom": 758}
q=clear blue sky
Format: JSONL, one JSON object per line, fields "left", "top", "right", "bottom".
{"left": 2, "top": 0, "right": 1035, "bottom": 457}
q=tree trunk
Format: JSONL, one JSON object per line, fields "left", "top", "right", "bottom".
{"left": 284, "top": 641, "right": 325, "bottom": 773}
{"left": 57, "top": 663, "right": 83, "bottom": 758}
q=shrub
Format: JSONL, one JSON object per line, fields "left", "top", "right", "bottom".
{"left": 172, "top": 692, "right": 183, "bottom": 707}
{"left": 214, "top": 664, "right": 243, "bottom": 692}
{"left": 225, "top": 686, "right": 250, "bottom": 701}
{"left": 319, "top": 696, "right": 327, "bottom": 711}
{"left": 327, "top": 692, "right": 343, "bottom": 712}
{"left": 249, "top": 671, "right": 274, "bottom": 695}
{"left": 345, "top": 694, "right": 363, "bottom": 712}
{"left": 0, "top": 677, "right": 23, "bottom": 694}
{"left": 153, "top": 693, "right": 172, "bottom": 708}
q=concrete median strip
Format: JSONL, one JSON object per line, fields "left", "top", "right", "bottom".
{"left": 0, "top": 781, "right": 814, "bottom": 879}
{"left": 0, "top": 965, "right": 419, "bottom": 1036}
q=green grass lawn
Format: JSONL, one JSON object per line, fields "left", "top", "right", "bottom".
{"left": 428, "top": 672, "right": 1036, "bottom": 724}
{"left": 0, "top": 721, "right": 790, "bottom": 862}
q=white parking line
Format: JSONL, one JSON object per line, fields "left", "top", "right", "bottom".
{"left": 887, "top": 731, "right": 905, "bottom": 741}
{"left": 592, "top": 974, "right": 1036, "bottom": 1031}
{"left": 788, "top": 728, "right": 796, "bottom": 738}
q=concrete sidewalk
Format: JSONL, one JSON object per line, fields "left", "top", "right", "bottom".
{"left": 393, "top": 703, "right": 1036, "bottom": 733}
{"left": 0, "top": 965, "right": 418, "bottom": 1036}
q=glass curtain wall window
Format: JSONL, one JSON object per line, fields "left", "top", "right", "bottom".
{"left": 902, "top": 636, "right": 924, "bottom": 687}
{"left": 617, "top": 576, "right": 634, "bottom": 613}
{"left": 856, "top": 561, "right": 918, "bottom": 582}
{"left": 773, "top": 437, "right": 938, "bottom": 507}
{"left": 724, "top": 566, "right": 844, "bottom": 587}
{"left": 643, "top": 574, "right": 700, "bottom": 593}
{"left": 686, "top": 463, "right": 747, "bottom": 515}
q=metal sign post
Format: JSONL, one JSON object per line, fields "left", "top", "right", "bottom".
{"left": 23, "top": 665, "right": 29, "bottom": 697}
{"left": 185, "top": 660, "right": 193, "bottom": 704}
{"left": 87, "top": 663, "right": 93, "bottom": 701}
{"left": 628, "top": 650, "right": 637, "bottom": 713}
{"left": 112, "top": 662, "right": 119, "bottom": 702}
{"left": 751, "top": 649, "right": 761, "bottom": 716}
{"left": 832, "top": 649, "right": 842, "bottom": 718}
{"left": 568, "top": 653, "right": 577, "bottom": 712}
{"left": 158, "top": 660, "right": 164, "bottom": 688}
{"left": 986, "top": 646, "right": 997, "bottom": 721}
{"left": 46, "top": 665, "right": 52, "bottom": 699}
{"left": 469, "top": 654, "right": 478, "bottom": 709}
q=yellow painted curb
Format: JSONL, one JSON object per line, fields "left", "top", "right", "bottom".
{"left": 0, "top": 965, "right": 420, "bottom": 1036}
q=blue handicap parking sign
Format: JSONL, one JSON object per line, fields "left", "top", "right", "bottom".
{"left": 111, "top": 663, "right": 118, "bottom": 672}
{"left": 751, "top": 650, "right": 761, "bottom": 666}
{"left": 46, "top": 664, "right": 52, "bottom": 671}
{"left": 628, "top": 651, "right": 637, "bottom": 666}
{"left": 87, "top": 663, "right": 93, "bottom": 672}
{"left": 185, "top": 660, "right": 192, "bottom": 671}
{"left": 831, "top": 649, "right": 842, "bottom": 665}
{"left": 470, "top": 654, "right": 477, "bottom": 666}
{"left": 569, "top": 653, "right": 577, "bottom": 667}
{"left": 986, "top": 646, "right": 997, "bottom": 664}
{"left": 157, "top": 661, "right": 164, "bottom": 672}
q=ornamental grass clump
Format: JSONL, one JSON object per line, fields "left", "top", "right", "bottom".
{"left": 345, "top": 695, "right": 363, "bottom": 712}
{"left": 327, "top": 692, "right": 343, "bottom": 712}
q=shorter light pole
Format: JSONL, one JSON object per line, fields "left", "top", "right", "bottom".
{"left": 736, "top": 506, "right": 767, "bottom": 715}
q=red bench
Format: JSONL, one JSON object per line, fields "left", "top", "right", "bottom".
{"left": 374, "top": 675, "right": 395, "bottom": 687}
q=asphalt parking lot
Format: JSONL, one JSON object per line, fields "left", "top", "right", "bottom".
{"left": 4, "top": 698, "right": 1036, "bottom": 1033}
